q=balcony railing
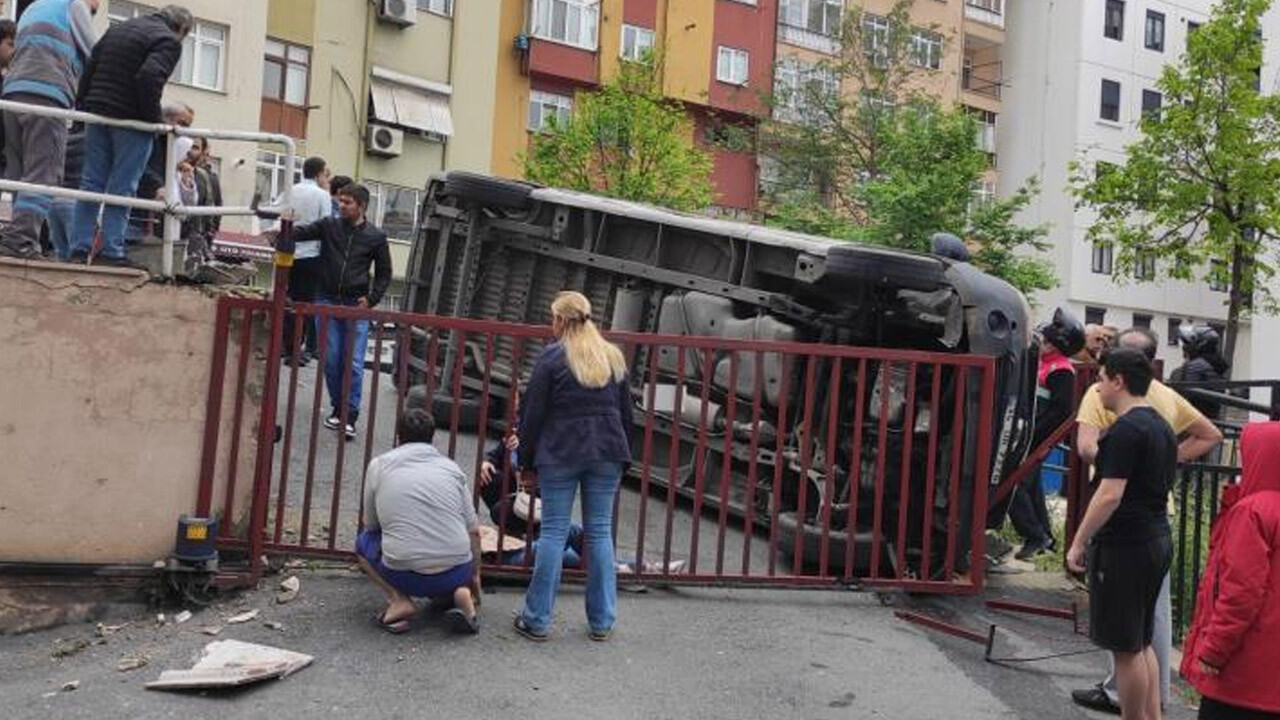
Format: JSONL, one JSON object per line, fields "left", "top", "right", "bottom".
{"left": 965, "top": 0, "right": 1004, "bottom": 29}
{"left": 778, "top": 23, "right": 841, "bottom": 55}
{"left": 962, "top": 60, "right": 1003, "bottom": 100}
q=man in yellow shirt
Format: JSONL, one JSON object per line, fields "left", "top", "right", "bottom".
{"left": 1071, "top": 327, "right": 1223, "bottom": 715}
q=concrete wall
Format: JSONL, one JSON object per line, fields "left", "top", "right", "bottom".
{"left": 0, "top": 260, "right": 262, "bottom": 565}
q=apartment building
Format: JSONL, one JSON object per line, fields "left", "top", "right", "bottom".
{"left": 258, "top": 0, "right": 502, "bottom": 299}
{"left": 1000, "top": 0, "right": 1280, "bottom": 378}
{"left": 771, "top": 0, "right": 1004, "bottom": 199}
{"left": 490, "top": 0, "right": 778, "bottom": 215}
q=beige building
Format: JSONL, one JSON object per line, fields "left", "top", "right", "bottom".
{"left": 261, "top": 0, "right": 500, "bottom": 301}
{"left": 773, "top": 0, "right": 1005, "bottom": 201}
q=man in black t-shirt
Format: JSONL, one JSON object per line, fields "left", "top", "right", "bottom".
{"left": 1068, "top": 348, "right": 1176, "bottom": 720}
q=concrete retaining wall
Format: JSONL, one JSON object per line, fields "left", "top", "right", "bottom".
{"left": 0, "top": 259, "right": 263, "bottom": 565}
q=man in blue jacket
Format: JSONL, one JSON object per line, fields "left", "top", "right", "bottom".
{"left": 0, "top": 0, "right": 97, "bottom": 260}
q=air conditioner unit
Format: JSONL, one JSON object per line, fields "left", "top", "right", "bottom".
{"left": 366, "top": 124, "right": 404, "bottom": 157}
{"left": 378, "top": 0, "right": 416, "bottom": 26}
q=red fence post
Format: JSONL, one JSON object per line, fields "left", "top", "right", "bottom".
{"left": 247, "top": 219, "right": 294, "bottom": 580}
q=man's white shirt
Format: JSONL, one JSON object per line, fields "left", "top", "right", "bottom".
{"left": 285, "top": 179, "right": 332, "bottom": 259}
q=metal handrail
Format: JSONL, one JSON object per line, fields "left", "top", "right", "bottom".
{"left": 0, "top": 98, "right": 295, "bottom": 277}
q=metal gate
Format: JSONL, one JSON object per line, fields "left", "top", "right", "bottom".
{"left": 196, "top": 283, "right": 998, "bottom": 595}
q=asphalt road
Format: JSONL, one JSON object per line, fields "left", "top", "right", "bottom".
{"left": 266, "top": 361, "right": 781, "bottom": 576}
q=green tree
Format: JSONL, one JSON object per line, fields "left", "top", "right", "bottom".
{"left": 523, "top": 59, "right": 715, "bottom": 213}
{"left": 761, "top": 0, "right": 1056, "bottom": 300}
{"left": 1072, "top": 0, "right": 1280, "bottom": 370}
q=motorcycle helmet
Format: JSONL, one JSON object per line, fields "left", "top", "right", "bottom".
{"left": 1036, "top": 307, "right": 1086, "bottom": 357}
{"left": 1178, "top": 324, "right": 1221, "bottom": 358}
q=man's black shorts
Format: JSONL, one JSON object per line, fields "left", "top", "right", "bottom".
{"left": 1088, "top": 533, "right": 1172, "bottom": 653}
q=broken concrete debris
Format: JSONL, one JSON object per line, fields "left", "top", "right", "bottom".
{"left": 117, "top": 655, "right": 149, "bottom": 672}
{"left": 264, "top": 621, "right": 284, "bottom": 631}
{"left": 146, "top": 640, "right": 312, "bottom": 692}
{"left": 95, "top": 622, "right": 127, "bottom": 638}
{"left": 51, "top": 637, "right": 89, "bottom": 659}
{"left": 226, "top": 609, "right": 259, "bottom": 624}
{"left": 199, "top": 626, "right": 223, "bottom": 636}
{"left": 60, "top": 680, "right": 79, "bottom": 692}
{"left": 276, "top": 576, "right": 300, "bottom": 604}
{"left": 174, "top": 610, "right": 192, "bottom": 624}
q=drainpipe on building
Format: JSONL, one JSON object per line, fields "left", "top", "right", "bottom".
{"left": 354, "top": 0, "right": 377, "bottom": 183}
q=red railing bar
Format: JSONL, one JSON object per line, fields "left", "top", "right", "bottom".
{"left": 446, "top": 330, "right": 468, "bottom": 459}
{"left": 792, "top": 355, "right": 819, "bottom": 576}
{"left": 687, "top": 347, "right": 714, "bottom": 575}
{"left": 968, "top": 360, "right": 998, "bottom": 593}
{"left": 327, "top": 311, "right": 359, "bottom": 551}
{"left": 767, "top": 354, "right": 793, "bottom": 578}
{"left": 273, "top": 310, "right": 307, "bottom": 543}
{"left": 740, "top": 349, "right": 766, "bottom": 576}
{"left": 196, "top": 299, "right": 232, "bottom": 517}
{"left": 357, "top": 322, "right": 386, "bottom": 533}
{"left": 921, "top": 363, "right": 942, "bottom": 581}
{"left": 715, "top": 350, "right": 739, "bottom": 576}
{"left": 819, "top": 357, "right": 842, "bottom": 577}
{"left": 632, "top": 344, "right": 661, "bottom": 575}
{"left": 842, "top": 359, "right": 868, "bottom": 582}
{"left": 895, "top": 363, "right": 918, "bottom": 579}
{"left": 944, "top": 368, "right": 968, "bottom": 580}
{"left": 870, "top": 361, "right": 892, "bottom": 580}
{"left": 661, "top": 346, "right": 686, "bottom": 573}
{"left": 298, "top": 312, "right": 329, "bottom": 548}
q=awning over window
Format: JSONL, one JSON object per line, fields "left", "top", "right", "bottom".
{"left": 368, "top": 67, "right": 454, "bottom": 138}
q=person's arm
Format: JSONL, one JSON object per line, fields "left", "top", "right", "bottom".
{"left": 365, "top": 236, "right": 393, "bottom": 307}
{"left": 69, "top": 1, "right": 97, "bottom": 61}
{"left": 209, "top": 174, "right": 223, "bottom": 232}
{"left": 1168, "top": 392, "right": 1223, "bottom": 462}
{"left": 1076, "top": 422, "right": 1102, "bottom": 466}
{"left": 361, "top": 458, "right": 381, "bottom": 530}
{"left": 617, "top": 374, "right": 635, "bottom": 459}
{"left": 1196, "top": 508, "right": 1273, "bottom": 670}
{"left": 286, "top": 217, "right": 326, "bottom": 245}
{"left": 76, "top": 42, "right": 101, "bottom": 106}
{"left": 135, "top": 37, "right": 183, "bottom": 123}
{"left": 1066, "top": 477, "right": 1127, "bottom": 571}
{"left": 516, "top": 349, "right": 555, "bottom": 469}
{"left": 1074, "top": 384, "right": 1107, "bottom": 464}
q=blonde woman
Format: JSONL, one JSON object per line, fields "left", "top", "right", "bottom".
{"left": 513, "top": 291, "right": 634, "bottom": 642}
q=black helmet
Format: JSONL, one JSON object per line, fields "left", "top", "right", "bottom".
{"left": 1037, "top": 307, "right": 1086, "bottom": 357}
{"left": 1178, "top": 324, "right": 1221, "bottom": 357}
{"left": 930, "top": 232, "right": 971, "bottom": 262}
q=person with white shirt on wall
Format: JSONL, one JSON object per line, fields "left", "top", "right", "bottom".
{"left": 281, "top": 155, "right": 332, "bottom": 366}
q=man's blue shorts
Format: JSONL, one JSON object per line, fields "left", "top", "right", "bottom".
{"left": 355, "top": 529, "right": 472, "bottom": 598}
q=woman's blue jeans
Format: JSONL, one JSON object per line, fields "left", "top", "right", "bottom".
{"left": 520, "top": 461, "right": 621, "bottom": 634}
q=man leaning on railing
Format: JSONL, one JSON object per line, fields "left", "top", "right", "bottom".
{"left": 66, "top": 4, "right": 191, "bottom": 270}
{"left": 0, "top": 0, "right": 97, "bottom": 261}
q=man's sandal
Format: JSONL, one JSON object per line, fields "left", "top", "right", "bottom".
{"left": 371, "top": 612, "right": 411, "bottom": 634}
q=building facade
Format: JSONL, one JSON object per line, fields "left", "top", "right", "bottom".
{"left": 1000, "top": 0, "right": 1280, "bottom": 377}
{"left": 490, "top": 0, "right": 778, "bottom": 215}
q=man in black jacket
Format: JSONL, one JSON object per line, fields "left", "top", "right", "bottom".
{"left": 290, "top": 183, "right": 392, "bottom": 439}
{"left": 68, "top": 4, "right": 191, "bottom": 268}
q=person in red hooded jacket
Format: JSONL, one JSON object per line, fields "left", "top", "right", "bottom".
{"left": 1181, "top": 422, "right": 1280, "bottom": 719}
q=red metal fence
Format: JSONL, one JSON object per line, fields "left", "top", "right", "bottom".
{"left": 197, "top": 294, "right": 998, "bottom": 595}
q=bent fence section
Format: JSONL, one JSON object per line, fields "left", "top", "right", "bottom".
{"left": 197, "top": 296, "right": 998, "bottom": 595}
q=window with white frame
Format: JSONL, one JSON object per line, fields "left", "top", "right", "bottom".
{"left": 862, "top": 14, "right": 890, "bottom": 67}
{"left": 621, "top": 24, "right": 655, "bottom": 62}
{"left": 108, "top": 1, "right": 227, "bottom": 92}
{"left": 417, "top": 0, "right": 453, "bottom": 16}
{"left": 910, "top": 29, "right": 943, "bottom": 69}
{"left": 970, "top": 179, "right": 996, "bottom": 211}
{"left": 528, "top": 90, "right": 573, "bottom": 131}
{"left": 531, "top": 0, "right": 600, "bottom": 51}
{"left": 859, "top": 89, "right": 895, "bottom": 117}
{"left": 970, "top": 108, "right": 996, "bottom": 153}
{"left": 779, "top": 0, "right": 843, "bottom": 37}
{"left": 365, "top": 181, "right": 422, "bottom": 241}
{"left": 774, "top": 58, "right": 838, "bottom": 122}
{"left": 1092, "top": 242, "right": 1114, "bottom": 274}
{"left": 716, "top": 46, "right": 750, "bottom": 85}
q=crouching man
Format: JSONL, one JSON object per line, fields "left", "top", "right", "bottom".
{"left": 356, "top": 408, "right": 481, "bottom": 635}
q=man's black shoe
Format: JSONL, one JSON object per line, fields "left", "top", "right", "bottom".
{"left": 67, "top": 251, "right": 89, "bottom": 264}
{"left": 1071, "top": 684, "right": 1120, "bottom": 715}
{"left": 92, "top": 255, "right": 148, "bottom": 272}
{"left": 1015, "top": 537, "right": 1055, "bottom": 561}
